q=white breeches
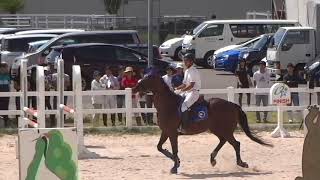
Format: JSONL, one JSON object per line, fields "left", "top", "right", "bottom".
{"left": 181, "top": 90, "right": 199, "bottom": 112}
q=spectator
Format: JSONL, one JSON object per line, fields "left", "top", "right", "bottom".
{"left": 121, "top": 66, "right": 142, "bottom": 126}
{"left": 116, "top": 66, "right": 125, "bottom": 124}
{"left": 283, "top": 63, "right": 304, "bottom": 123}
{"left": 0, "top": 63, "right": 11, "bottom": 128}
{"left": 172, "top": 63, "right": 184, "bottom": 89}
{"left": 28, "top": 67, "right": 37, "bottom": 109}
{"left": 162, "top": 66, "right": 175, "bottom": 91}
{"left": 253, "top": 61, "right": 270, "bottom": 123}
{"left": 44, "top": 66, "right": 55, "bottom": 127}
{"left": 138, "top": 68, "right": 154, "bottom": 125}
{"left": 235, "top": 60, "right": 252, "bottom": 107}
{"left": 101, "top": 66, "right": 120, "bottom": 126}
{"left": 91, "top": 71, "right": 105, "bottom": 127}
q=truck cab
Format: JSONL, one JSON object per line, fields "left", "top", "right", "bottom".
{"left": 266, "top": 27, "right": 316, "bottom": 75}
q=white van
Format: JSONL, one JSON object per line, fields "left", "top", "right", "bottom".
{"left": 181, "top": 19, "right": 299, "bottom": 67}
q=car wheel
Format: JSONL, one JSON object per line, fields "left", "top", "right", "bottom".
{"left": 173, "top": 47, "right": 182, "bottom": 61}
{"left": 204, "top": 51, "right": 215, "bottom": 68}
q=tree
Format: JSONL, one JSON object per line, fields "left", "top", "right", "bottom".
{"left": 0, "top": 0, "right": 24, "bottom": 14}
{"left": 103, "top": 0, "right": 122, "bottom": 15}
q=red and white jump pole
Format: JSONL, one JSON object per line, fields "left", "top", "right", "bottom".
{"left": 22, "top": 118, "right": 39, "bottom": 128}
{"left": 22, "top": 107, "right": 38, "bottom": 118}
{"left": 59, "top": 104, "right": 75, "bottom": 114}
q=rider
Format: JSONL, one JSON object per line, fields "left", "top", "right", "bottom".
{"left": 175, "top": 53, "right": 201, "bottom": 130}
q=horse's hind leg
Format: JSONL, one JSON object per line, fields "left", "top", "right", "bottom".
{"left": 228, "top": 136, "right": 249, "bottom": 168}
{"left": 210, "top": 136, "right": 226, "bottom": 167}
{"left": 157, "top": 132, "right": 174, "bottom": 160}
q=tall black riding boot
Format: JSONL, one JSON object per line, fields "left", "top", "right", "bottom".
{"left": 181, "top": 111, "right": 189, "bottom": 129}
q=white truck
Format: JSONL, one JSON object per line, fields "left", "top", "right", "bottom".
{"left": 267, "top": 0, "right": 320, "bottom": 73}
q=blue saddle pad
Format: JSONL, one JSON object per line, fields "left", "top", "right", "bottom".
{"left": 178, "top": 96, "right": 208, "bottom": 123}
{"left": 190, "top": 105, "right": 208, "bottom": 122}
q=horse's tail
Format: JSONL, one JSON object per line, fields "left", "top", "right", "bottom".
{"left": 237, "top": 105, "right": 273, "bottom": 147}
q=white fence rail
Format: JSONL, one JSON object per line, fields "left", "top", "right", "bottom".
{"left": 0, "top": 86, "right": 318, "bottom": 127}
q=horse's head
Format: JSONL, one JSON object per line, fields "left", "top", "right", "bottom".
{"left": 132, "top": 68, "right": 162, "bottom": 94}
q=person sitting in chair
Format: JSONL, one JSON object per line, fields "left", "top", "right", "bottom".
{"left": 174, "top": 53, "right": 201, "bottom": 132}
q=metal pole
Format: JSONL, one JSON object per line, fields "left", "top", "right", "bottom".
{"left": 148, "top": 0, "right": 154, "bottom": 67}
{"left": 20, "top": 59, "right": 28, "bottom": 128}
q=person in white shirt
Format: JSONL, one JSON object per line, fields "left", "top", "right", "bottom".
{"left": 100, "top": 66, "right": 120, "bottom": 126}
{"left": 91, "top": 71, "right": 105, "bottom": 127}
{"left": 253, "top": 61, "right": 270, "bottom": 123}
{"left": 175, "top": 53, "right": 201, "bottom": 130}
{"left": 162, "top": 66, "right": 175, "bottom": 91}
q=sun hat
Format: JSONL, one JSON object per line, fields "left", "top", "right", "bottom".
{"left": 124, "top": 66, "right": 134, "bottom": 73}
{"left": 176, "top": 63, "right": 184, "bottom": 69}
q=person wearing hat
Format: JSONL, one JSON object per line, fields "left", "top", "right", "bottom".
{"left": 235, "top": 60, "right": 252, "bottom": 107}
{"left": 91, "top": 70, "right": 105, "bottom": 127}
{"left": 0, "top": 62, "right": 11, "bottom": 128}
{"left": 100, "top": 66, "right": 120, "bottom": 126}
{"left": 121, "top": 66, "right": 142, "bottom": 126}
{"left": 253, "top": 61, "right": 270, "bottom": 123}
{"left": 162, "top": 66, "right": 175, "bottom": 91}
{"left": 174, "top": 53, "right": 201, "bottom": 131}
{"left": 172, "top": 63, "right": 184, "bottom": 89}
{"left": 283, "top": 63, "right": 304, "bottom": 123}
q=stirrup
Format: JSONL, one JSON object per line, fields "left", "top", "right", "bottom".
{"left": 177, "top": 125, "right": 186, "bottom": 134}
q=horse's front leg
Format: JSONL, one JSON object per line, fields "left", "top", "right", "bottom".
{"left": 169, "top": 133, "right": 180, "bottom": 174}
{"left": 157, "top": 132, "right": 174, "bottom": 160}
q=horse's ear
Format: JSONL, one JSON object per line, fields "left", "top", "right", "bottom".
{"left": 146, "top": 67, "right": 160, "bottom": 77}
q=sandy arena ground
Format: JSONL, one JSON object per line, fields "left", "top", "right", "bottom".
{"left": 0, "top": 131, "right": 304, "bottom": 180}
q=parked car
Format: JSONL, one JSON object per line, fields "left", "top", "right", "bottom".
{"left": 239, "top": 34, "right": 274, "bottom": 74}
{"left": 45, "top": 43, "right": 171, "bottom": 89}
{"left": 213, "top": 35, "right": 262, "bottom": 56}
{"left": 27, "top": 40, "right": 49, "bottom": 53}
{"left": 213, "top": 34, "right": 273, "bottom": 73}
{"left": 11, "top": 30, "right": 142, "bottom": 77}
{"left": 159, "top": 36, "right": 185, "bottom": 61}
{"left": 15, "top": 29, "right": 84, "bottom": 35}
{"left": 126, "top": 44, "right": 162, "bottom": 59}
{"left": 1, "top": 34, "right": 57, "bottom": 67}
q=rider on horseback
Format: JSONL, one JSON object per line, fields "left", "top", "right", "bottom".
{"left": 174, "top": 53, "right": 201, "bottom": 131}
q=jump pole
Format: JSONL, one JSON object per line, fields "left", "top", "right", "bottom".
{"left": 57, "top": 58, "right": 65, "bottom": 128}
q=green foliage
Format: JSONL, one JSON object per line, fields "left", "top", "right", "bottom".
{"left": 103, "top": 0, "right": 122, "bottom": 14}
{"left": 0, "top": 0, "right": 24, "bottom": 14}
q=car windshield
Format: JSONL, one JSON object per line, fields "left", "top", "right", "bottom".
{"left": 192, "top": 22, "right": 207, "bottom": 35}
{"left": 37, "top": 36, "right": 59, "bottom": 52}
{"left": 251, "top": 35, "right": 269, "bottom": 50}
{"left": 273, "top": 28, "right": 286, "bottom": 48}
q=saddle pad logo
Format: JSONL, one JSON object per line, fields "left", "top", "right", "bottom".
{"left": 198, "top": 111, "right": 206, "bottom": 119}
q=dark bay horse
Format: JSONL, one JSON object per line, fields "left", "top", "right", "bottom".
{"left": 132, "top": 73, "right": 272, "bottom": 174}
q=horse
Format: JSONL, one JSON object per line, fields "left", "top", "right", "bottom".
{"left": 132, "top": 72, "right": 272, "bottom": 174}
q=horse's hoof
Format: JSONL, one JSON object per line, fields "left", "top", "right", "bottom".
{"left": 237, "top": 161, "right": 249, "bottom": 168}
{"left": 210, "top": 158, "right": 217, "bottom": 167}
{"left": 170, "top": 167, "right": 178, "bottom": 174}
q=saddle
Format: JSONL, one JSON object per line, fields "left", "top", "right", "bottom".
{"left": 179, "top": 95, "right": 209, "bottom": 123}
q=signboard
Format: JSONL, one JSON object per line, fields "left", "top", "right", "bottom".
{"left": 270, "top": 83, "right": 291, "bottom": 105}
{"left": 18, "top": 128, "right": 78, "bottom": 180}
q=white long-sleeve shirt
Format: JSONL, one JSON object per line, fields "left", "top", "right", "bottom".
{"left": 100, "top": 75, "right": 120, "bottom": 90}
{"left": 91, "top": 79, "right": 106, "bottom": 105}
